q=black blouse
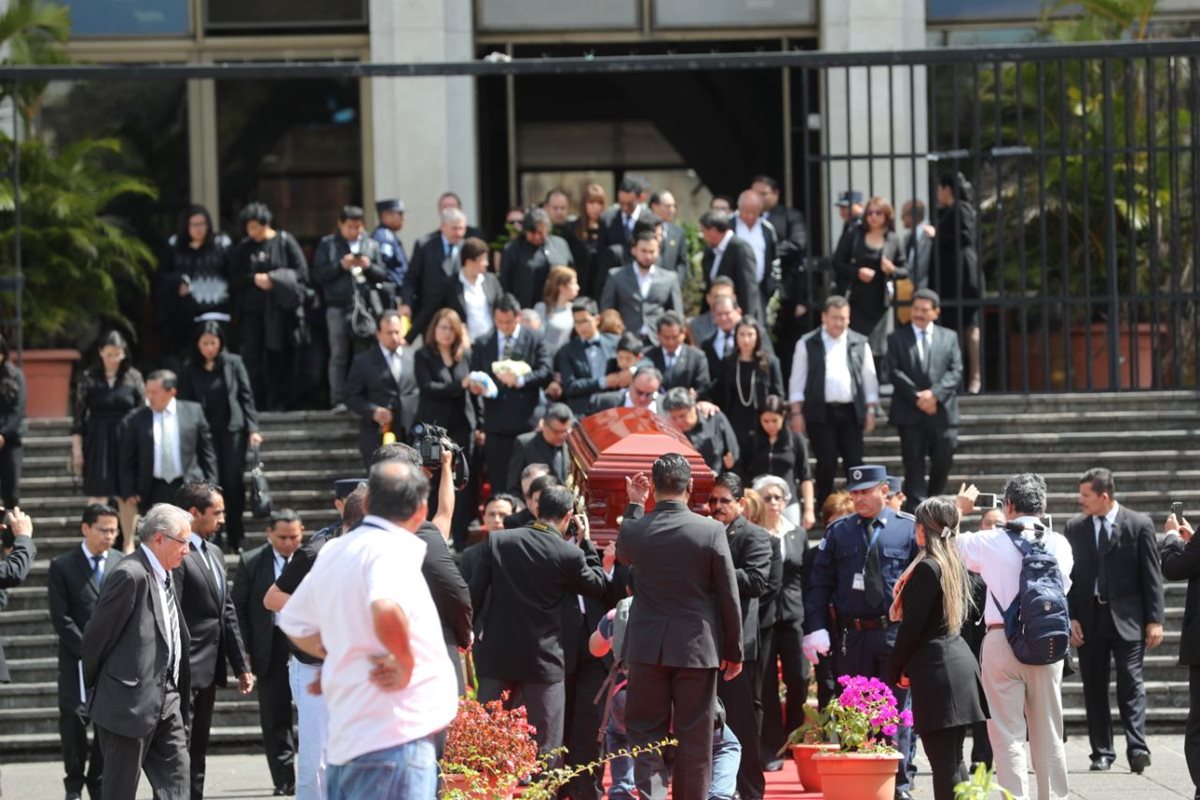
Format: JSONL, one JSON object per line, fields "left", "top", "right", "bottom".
{"left": 742, "top": 429, "right": 812, "bottom": 497}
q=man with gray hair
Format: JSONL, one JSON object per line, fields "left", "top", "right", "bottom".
{"left": 280, "top": 461, "right": 458, "bottom": 800}
{"left": 83, "top": 503, "right": 195, "bottom": 800}
{"left": 955, "top": 474, "right": 1074, "bottom": 800}
{"left": 500, "top": 206, "right": 575, "bottom": 310}
{"left": 401, "top": 207, "right": 469, "bottom": 333}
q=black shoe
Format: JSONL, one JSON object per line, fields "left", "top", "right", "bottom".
{"left": 1089, "top": 756, "right": 1113, "bottom": 771}
{"left": 1129, "top": 751, "right": 1151, "bottom": 774}
{"left": 65, "top": 793, "right": 82, "bottom": 800}
{"left": 895, "top": 790, "right": 914, "bottom": 800}
{"left": 764, "top": 758, "right": 785, "bottom": 772}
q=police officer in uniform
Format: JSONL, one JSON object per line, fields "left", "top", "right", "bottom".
{"left": 372, "top": 198, "right": 409, "bottom": 301}
{"left": 801, "top": 464, "right": 919, "bottom": 800}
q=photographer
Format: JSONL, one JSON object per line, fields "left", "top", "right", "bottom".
{"left": 1160, "top": 511, "right": 1200, "bottom": 797}
{"left": 0, "top": 510, "right": 33, "bottom": 684}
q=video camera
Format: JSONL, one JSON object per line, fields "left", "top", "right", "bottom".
{"left": 410, "top": 422, "right": 470, "bottom": 491}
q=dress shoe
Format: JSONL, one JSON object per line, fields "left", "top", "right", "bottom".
{"left": 1129, "top": 751, "right": 1151, "bottom": 774}
{"left": 764, "top": 758, "right": 785, "bottom": 772}
{"left": 1089, "top": 756, "right": 1113, "bottom": 771}
{"left": 65, "top": 793, "right": 82, "bottom": 800}
{"left": 895, "top": 790, "right": 914, "bottom": 800}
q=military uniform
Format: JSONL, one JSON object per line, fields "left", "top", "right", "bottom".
{"left": 803, "top": 465, "right": 919, "bottom": 797}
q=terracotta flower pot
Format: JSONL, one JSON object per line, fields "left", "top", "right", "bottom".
{"left": 439, "top": 772, "right": 515, "bottom": 798}
{"left": 790, "top": 743, "right": 839, "bottom": 791}
{"left": 20, "top": 349, "right": 79, "bottom": 418}
{"left": 812, "top": 751, "right": 902, "bottom": 800}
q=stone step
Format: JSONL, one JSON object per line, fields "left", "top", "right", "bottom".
{"left": 0, "top": 634, "right": 58, "bottom": 661}
{"left": 0, "top": 726, "right": 269, "bottom": 756}
{"left": 0, "top": 700, "right": 263, "bottom": 735}
{"left": 20, "top": 448, "right": 365, "bottom": 480}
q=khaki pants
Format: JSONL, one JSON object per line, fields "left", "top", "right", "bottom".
{"left": 980, "top": 629, "right": 1070, "bottom": 800}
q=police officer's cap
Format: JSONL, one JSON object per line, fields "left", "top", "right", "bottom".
{"left": 375, "top": 198, "right": 405, "bottom": 214}
{"left": 835, "top": 191, "right": 863, "bottom": 207}
{"left": 886, "top": 476, "right": 903, "bottom": 497}
{"left": 846, "top": 465, "right": 888, "bottom": 491}
{"left": 334, "top": 478, "right": 367, "bottom": 499}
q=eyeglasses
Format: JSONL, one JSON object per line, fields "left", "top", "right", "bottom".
{"left": 761, "top": 494, "right": 785, "bottom": 503}
{"left": 92, "top": 527, "right": 121, "bottom": 535}
{"left": 865, "top": 209, "right": 885, "bottom": 217}
{"left": 160, "top": 532, "right": 191, "bottom": 547}
{"left": 708, "top": 496, "right": 736, "bottom": 506}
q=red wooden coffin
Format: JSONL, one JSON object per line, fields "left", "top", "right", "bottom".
{"left": 566, "top": 407, "right": 715, "bottom": 546}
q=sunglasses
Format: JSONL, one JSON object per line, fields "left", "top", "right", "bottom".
{"left": 762, "top": 494, "right": 785, "bottom": 503}
{"left": 865, "top": 209, "right": 886, "bottom": 217}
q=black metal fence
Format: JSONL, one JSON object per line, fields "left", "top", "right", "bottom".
{"left": 4, "top": 39, "right": 1199, "bottom": 392}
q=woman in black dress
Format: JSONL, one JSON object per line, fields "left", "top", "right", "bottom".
{"left": 0, "top": 334, "right": 26, "bottom": 510}
{"left": 414, "top": 307, "right": 481, "bottom": 551}
{"left": 934, "top": 172, "right": 982, "bottom": 393}
{"left": 887, "top": 495, "right": 986, "bottom": 800}
{"left": 714, "top": 317, "right": 783, "bottom": 460}
{"left": 71, "top": 331, "right": 144, "bottom": 553}
{"left": 570, "top": 183, "right": 607, "bottom": 299}
{"left": 156, "top": 204, "right": 232, "bottom": 364}
{"left": 740, "top": 395, "right": 815, "bottom": 530}
{"left": 177, "top": 321, "right": 262, "bottom": 552}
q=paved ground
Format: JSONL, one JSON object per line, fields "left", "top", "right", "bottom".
{"left": 2, "top": 734, "right": 1196, "bottom": 799}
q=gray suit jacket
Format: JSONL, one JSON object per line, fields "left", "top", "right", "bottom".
{"left": 82, "top": 548, "right": 191, "bottom": 739}
{"left": 886, "top": 323, "right": 963, "bottom": 427}
{"left": 904, "top": 228, "right": 934, "bottom": 289}
{"left": 599, "top": 264, "right": 683, "bottom": 345}
{"left": 118, "top": 401, "right": 218, "bottom": 502}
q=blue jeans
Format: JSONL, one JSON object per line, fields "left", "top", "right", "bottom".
{"left": 289, "top": 658, "right": 330, "bottom": 800}
{"left": 606, "top": 689, "right": 635, "bottom": 800}
{"left": 325, "top": 737, "right": 437, "bottom": 800}
{"left": 709, "top": 724, "right": 741, "bottom": 800}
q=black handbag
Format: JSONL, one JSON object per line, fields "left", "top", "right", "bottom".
{"left": 249, "top": 444, "right": 273, "bottom": 518}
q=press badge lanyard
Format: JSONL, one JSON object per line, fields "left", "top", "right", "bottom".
{"left": 852, "top": 518, "right": 884, "bottom": 593}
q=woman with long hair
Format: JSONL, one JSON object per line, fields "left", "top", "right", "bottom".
{"left": 713, "top": 316, "right": 784, "bottom": 457}
{"left": 570, "top": 183, "right": 608, "bottom": 296}
{"left": 533, "top": 265, "right": 581, "bottom": 355}
{"left": 71, "top": 331, "right": 144, "bottom": 553}
{"left": 741, "top": 396, "right": 815, "bottom": 530}
{"left": 156, "top": 204, "right": 233, "bottom": 362}
{"left": 414, "top": 307, "right": 481, "bottom": 551}
{"left": 887, "top": 496, "right": 986, "bottom": 800}
{"left": 0, "top": 334, "right": 26, "bottom": 510}
{"left": 177, "top": 321, "right": 262, "bottom": 552}
{"left": 934, "top": 172, "right": 983, "bottom": 393}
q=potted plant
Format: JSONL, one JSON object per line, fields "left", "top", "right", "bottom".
{"left": 811, "top": 674, "right": 912, "bottom": 800}
{"left": 777, "top": 703, "right": 838, "bottom": 791}
{"left": 439, "top": 693, "right": 540, "bottom": 798}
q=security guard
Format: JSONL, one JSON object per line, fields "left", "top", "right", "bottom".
{"left": 802, "top": 464, "right": 919, "bottom": 800}
{"left": 372, "top": 198, "right": 409, "bottom": 299}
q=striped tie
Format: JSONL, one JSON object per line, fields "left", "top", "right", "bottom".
{"left": 163, "top": 572, "right": 182, "bottom": 685}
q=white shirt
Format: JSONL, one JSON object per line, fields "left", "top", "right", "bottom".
{"left": 622, "top": 393, "right": 659, "bottom": 415}
{"left": 709, "top": 230, "right": 735, "bottom": 280}
{"left": 81, "top": 542, "right": 109, "bottom": 580}
{"left": 634, "top": 264, "right": 655, "bottom": 299}
{"left": 911, "top": 322, "right": 933, "bottom": 366}
{"left": 712, "top": 328, "right": 735, "bottom": 360}
{"left": 278, "top": 515, "right": 457, "bottom": 765}
{"left": 735, "top": 216, "right": 767, "bottom": 283}
{"left": 1093, "top": 501, "right": 1120, "bottom": 596}
{"left": 460, "top": 271, "right": 493, "bottom": 341}
{"left": 139, "top": 543, "right": 179, "bottom": 676}
{"left": 152, "top": 398, "right": 183, "bottom": 481}
{"left": 787, "top": 329, "right": 880, "bottom": 405}
{"left": 189, "top": 533, "right": 222, "bottom": 584}
{"left": 956, "top": 516, "right": 1075, "bottom": 626}
{"left": 380, "top": 344, "right": 403, "bottom": 385}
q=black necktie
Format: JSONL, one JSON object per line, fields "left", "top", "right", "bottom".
{"left": 502, "top": 334, "right": 515, "bottom": 360}
{"left": 863, "top": 518, "right": 885, "bottom": 609}
{"left": 1096, "top": 517, "right": 1110, "bottom": 601}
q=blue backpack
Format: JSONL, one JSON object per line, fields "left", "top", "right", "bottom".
{"left": 990, "top": 524, "right": 1070, "bottom": 665}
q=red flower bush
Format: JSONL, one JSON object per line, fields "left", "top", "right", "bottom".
{"left": 441, "top": 693, "right": 540, "bottom": 793}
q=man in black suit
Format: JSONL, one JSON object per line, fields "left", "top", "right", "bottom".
{"left": 119, "top": 370, "right": 218, "bottom": 514}
{"left": 707, "top": 473, "right": 775, "bottom": 800}
{"left": 597, "top": 176, "right": 646, "bottom": 258}
{"left": 49, "top": 505, "right": 113, "bottom": 800}
{"left": 1067, "top": 468, "right": 1164, "bottom": 774}
{"left": 588, "top": 367, "right": 663, "bottom": 415}
{"left": 788, "top": 296, "right": 880, "bottom": 503}
{"left": 499, "top": 207, "right": 574, "bottom": 311}
{"left": 734, "top": 189, "right": 781, "bottom": 311}
{"left": 506, "top": 403, "right": 573, "bottom": 495}
{"left": 902, "top": 200, "right": 935, "bottom": 290}
{"left": 413, "top": 236, "right": 501, "bottom": 343}
{"left": 886, "top": 289, "right": 964, "bottom": 510}
{"left": 469, "top": 484, "right": 608, "bottom": 755}
{"left": 503, "top": 469, "right": 555, "bottom": 531}
{"left": 700, "top": 209, "right": 764, "bottom": 322}
{"left": 754, "top": 175, "right": 812, "bottom": 384}
{"left": 313, "top": 204, "right": 387, "bottom": 411}
{"left": 1160, "top": 512, "right": 1200, "bottom": 797}
{"left": 617, "top": 455, "right": 743, "bottom": 800}
{"left": 469, "top": 293, "right": 553, "bottom": 493}
{"left": 400, "top": 207, "right": 467, "bottom": 333}
{"left": 699, "top": 295, "right": 742, "bottom": 379}
{"left": 82, "top": 504, "right": 193, "bottom": 800}
{"left": 832, "top": 191, "right": 865, "bottom": 289}
{"left": 662, "top": 388, "right": 738, "bottom": 476}
{"left": 175, "top": 482, "right": 254, "bottom": 800}
{"left": 551, "top": 298, "right": 619, "bottom": 416}
{"left": 600, "top": 230, "right": 683, "bottom": 345}
{"left": 648, "top": 191, "right": 690, "bottom": 277}
{"left": 345, "top": 310, "right": 420, "bottom": 468}
{"left": 645, "top": 311, "right": 711, "bottom": 397}
{"left": 232, "top": 511, "right": 303, "bottom": 795}
{"left": 689, "top": 277, "right": 736, "bottom": 349}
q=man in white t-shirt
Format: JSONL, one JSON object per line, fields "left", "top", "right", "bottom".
{"left": 279, "top": 461, "right": 457, "bottom": 799}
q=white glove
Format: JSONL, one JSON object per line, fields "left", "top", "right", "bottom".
{"left": 802, "top": 629, "right": 832, "bottom": 665}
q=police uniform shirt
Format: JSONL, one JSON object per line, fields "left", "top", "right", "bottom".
{"left": 802, "top": 506, "right": 918, "bottom": 632}
{"left": 371, "top": 224, "right": 409, "bottom": 285}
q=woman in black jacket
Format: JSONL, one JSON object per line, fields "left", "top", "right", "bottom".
{"left": 414, "top": 307, "right": 481, "bottom": 550}
{"left": 0, "top": 334, "right": 26, "bottom": 510}
{"left": 887, "top": 495, "right": 986, "bottom": 800}
{"left": 934, "top": 172, "right": 982, "bottom": 393}
{"left": 156, "top": 204, "right": 232, "bottom": 364}
{"left": 178, "top": 321, "right": 262, "bottom": 552}
{"left": 713, "top": 317, "right": 783, "bottom": 457}
{"left": 740, "top": 395, "right": 815, "bottom": 530}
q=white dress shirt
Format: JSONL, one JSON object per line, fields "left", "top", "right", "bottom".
{"left": 787, "top": 329, "right": 880, "bottom": 405}
{"left": 152, "top": 398, "right": 183, "bottom": 481}
{"left": 460, "top": 271, "right": 493, "bottom": 341}
{"left": 278, "top": 516, "right": 457, "bottom": 765}
{"left": 139, "top": 543, "right": 180, "bottom": 679}
{"left": 708, "top": 230, "right": 735, "bottom": 281}
{"left": 911, "top": 322, "right": 933, "bottom": 367}
{"left": 735, "top": 217, "right": 768, "bottom": 283}
{"left": 81, "top": 541, "right": 109, "bottom": 582}
{"left": 380, "top": 344, "right": 403, "bottom": 386}
{"left": 622, "top": 392, "right": 660, "bottom": 415}
{"left": 711, "top": 328, "right": 735, "bottom": 361}
{"left": 956, "top": 516, "right": 1075, "bottom": 626}
{"left": 1093, "top": 501, "right": 1120, "bottom": 596}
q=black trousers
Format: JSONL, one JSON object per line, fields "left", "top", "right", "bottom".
{"left": 213, "top": 429, "right": 249, "bottom": 551}
{"left": 59, "top": 703, "right": 103, "bottom": 797}
{"left": 807, "top": 404, "right": 864, "bottom": 503}
{"left": 761, "top": 619, "right": 809, "bottom": 758}
{"left": 97, "top": 688, "right": 188, "bottom": 800}
{"left": 0, "top": 443, "right": 21, "bottom": 507}
{"left": 256, "top": 631, "right": 296, "bottom": 790}
{"left": 562, "top": 649, "right": 608, "bottom": 800}
{"left": 1187, "top": 665, "right": 1200, "bottom": 795}
{"left": 144, "top": 478, "right": 184, "bottom": 514}
{"left": 1079, "top": 600, "right": 1149, "bottom": 762}
{"left": 483, "top": 433, "right": 518, "bottom": 498}
{"left": 717, "top": 658, "right": 765, "bottom": 800}
{"left": 187, "top": 683, "right": 218, "bottom": 800}
{"left": 897, "top": 420, "right": 956, "bottom": 511}
{"left": 477, "top": 677, "right": 566, "bottom": 757}
{"left": 625, "top": 662, "right": 717, "bottom": 800}
{"left": 921, "top": 724, "right": 969, "bottom": 800}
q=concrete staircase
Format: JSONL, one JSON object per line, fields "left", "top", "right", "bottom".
{"left": 2, "top": 393, "right": 1198, "bottom": 757}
